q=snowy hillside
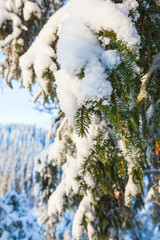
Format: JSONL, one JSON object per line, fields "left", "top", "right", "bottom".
{"left": 0, "top": 124, "right": 48, "bottom": 198}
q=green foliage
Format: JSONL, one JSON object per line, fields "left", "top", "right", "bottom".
{"left": 1, "top": 0, "right": 160, "bottom": 239}
{"left": 76, "top": 69, "right": 85, "bottom": 79}
{"left": 74, "top": 106, "right": 92, "bottom": 137}
{"left": 136, "top": 0, "right": 160, "bottom": 72}
{"left": 71, "top": 3, "right": 160, "bottom": 238}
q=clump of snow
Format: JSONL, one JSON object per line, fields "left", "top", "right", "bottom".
{"left": 146, "top": 180, "right": 160, "bottom": 201}
{"left": 23, "top": 1, "right": 41, "bottom": 21}
{"left": 137, "top": 73, "right": 148, "bottom": 102}
{"left": 125, "top": 167, "right": 139, "bottom": 206}
{"left": 98, "top": 35, "right": 111, "bottom": 47}
{"left": 20, "top": 0, "right": 140, "bottom": 123}
{"left": 15, "top": 0, "right": 23, "bottom": 9}
{"left": 0, "top": 0, "right": 60, "bottom": 84}
{"left": 56, "top": 18, "right": 102, "bottom": 75}
{"left": 54, "top": 70, "right": 81, "bottom": 125}
{"left": 101, "top": 50, "right": 121, "bottom": 69}
{"left": 48, "top": 179, "right": 66, "bottom": 215}
{"left": 81, "top": 59, "right": 112, "bottom": 103}
{"left": 0, "top": 0, "right": 27, "bottom": 48}
{"left": 123, "top": 0, "right": 139, "bottom": 10}
{"left": 72, "top": 193, "right": 95, "bottom": 240}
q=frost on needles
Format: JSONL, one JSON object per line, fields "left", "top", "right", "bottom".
{"left": 0, "top": 0, "right": 160, "bottom": 239}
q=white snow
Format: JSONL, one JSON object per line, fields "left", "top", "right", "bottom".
{"left": 101, "top": 50, "right": 121, "bottom": 69}
{"left": 0, "top": 1, "right": 148, "bottom": 239}
{"left": 125, "top": 167, "right": 139, "bottom": 206}
{"left": 72, "top": 193, "right": 95, "bottom": 240}
{"left": 20, "top": 0, "right": 140, "bottom": 123}
{"left": 23, "top": 1, "right": 41, "bottom": 21}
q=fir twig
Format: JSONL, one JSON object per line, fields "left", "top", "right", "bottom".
{"left": 113, "top": 93, "right": 123, "bottom": 135}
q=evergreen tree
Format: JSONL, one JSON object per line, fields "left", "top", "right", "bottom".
{"left": 0, "top": 0, "right": 160, "bottom": 239}
{"left": 0, "top": 124, "right": 47, "bottom": 197}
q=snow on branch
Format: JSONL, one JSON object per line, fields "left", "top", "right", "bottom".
{"left": 20, "top": 0, "right": 140, "bottom": 115}
{"left": 0, "top": 0, "right": 62, "bottom": 83}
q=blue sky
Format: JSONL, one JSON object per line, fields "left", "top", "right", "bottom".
{"left": 0, "top": 80, "right": 52, "bottom": 129}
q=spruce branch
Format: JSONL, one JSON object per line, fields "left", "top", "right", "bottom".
{"left": 74, "top": 106, "right": 92, "bottom": 137}
{"left": 113, "top": 93, "right": 123, "bottom": 135}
